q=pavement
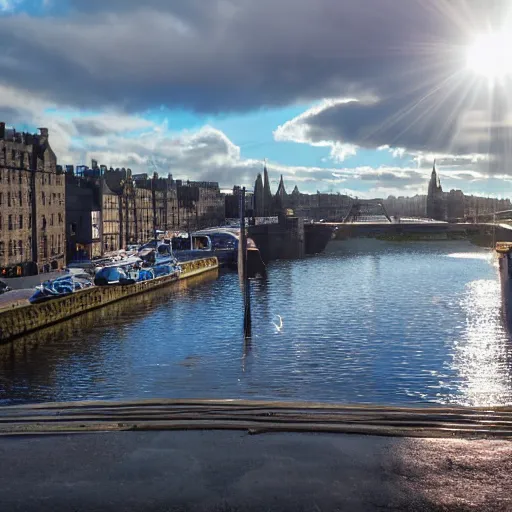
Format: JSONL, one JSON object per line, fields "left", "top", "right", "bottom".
{"left": 0, "top": 270, "right": 66, "bottom": 309}
{"left": 0, "top": 400, "right": 511, "bottom": 511}
{"left": 0, "top": 430, "right": 510, "bottom": 511}
{"left": 1, "top": 270, "right": 65, "bottom": 290}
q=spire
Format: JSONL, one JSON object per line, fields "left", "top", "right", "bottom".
{"left": 431, "top": 159, "right": 437, "bottom": 176}
{"left": 263, "top": 161, "right": 272, "bottom": 216}
{"left": 276, "top": 174, "right": 286, "bottom": 198}
{"left": 254, "top": 172, "right": 264, "bottom": 216}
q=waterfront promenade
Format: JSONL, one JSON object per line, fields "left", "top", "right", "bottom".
{"left": 0, "top": 257, "right": 218, "bottom": 344}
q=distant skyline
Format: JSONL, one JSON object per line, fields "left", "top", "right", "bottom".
{"left": 0, "top": 0, "right": 511, "bottom": 199}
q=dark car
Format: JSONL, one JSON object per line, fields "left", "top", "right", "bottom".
{"left": 0, "top": 280, "right": 11, "bottom": 294}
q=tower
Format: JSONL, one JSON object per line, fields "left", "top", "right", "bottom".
{"left": 253, "top": 173, "right": 264, "bottom": 217}
{"left": 263, "top": 163, "right": 272, "bottom": 216}
{"left": 426, "top": 160, "right": 446, "bottom": 220}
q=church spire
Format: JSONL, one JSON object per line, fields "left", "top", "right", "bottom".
{"left": 263, "top": 160, "right": 272, "bottom": 216}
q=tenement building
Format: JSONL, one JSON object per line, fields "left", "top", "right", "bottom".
{"left": 65, "top": 163, "right": 224, "bottom": 261}
{"left": 0, "top": 123, "right": 65, "bottom": 276}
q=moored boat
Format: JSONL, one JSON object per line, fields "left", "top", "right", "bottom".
{"left": 29, "top": 273, "right": 94, "bottom": 304}
{"left": 193, "top": 228, "right": 266, "bottom": 276}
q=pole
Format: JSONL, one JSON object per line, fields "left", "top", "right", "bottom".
{"left": 152, "top": 177, "right": 157, "bottom": 240}
{"left": 29, "top": 150, "right": 38, "bottom": 267}
{"left": 238, "top": 187, "right": 251, "bottom": 338}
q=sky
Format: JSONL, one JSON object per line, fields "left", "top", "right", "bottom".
{"left": 0, "top": 0, "right": 511, "bottom": 198}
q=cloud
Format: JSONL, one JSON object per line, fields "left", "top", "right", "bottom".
{"left": 274, "top": 91, "right": 511, "bottom": 168}
{"left": 1, "top": 0, "right": 511, "bottom": 197}
{"left": 0, "top": 0, "right": 508, "bottom": 114}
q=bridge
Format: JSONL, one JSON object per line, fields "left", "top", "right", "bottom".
{"left": 342, "top": 199, "right": 392, "bottom": 223}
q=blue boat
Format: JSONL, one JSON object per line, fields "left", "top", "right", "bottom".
{"left": 29, "top": 274, "right": 94, "bottom": 303}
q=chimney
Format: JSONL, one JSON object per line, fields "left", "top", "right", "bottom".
{"left": 38, "top": 127, "right": 48, "bottom": 143}
{"left": 0, "top": 122, "right": 5, "bottom": 139}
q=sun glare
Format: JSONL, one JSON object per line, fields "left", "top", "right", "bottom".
{"left": 466, "top": 32, "right": 512, "bottom": 80}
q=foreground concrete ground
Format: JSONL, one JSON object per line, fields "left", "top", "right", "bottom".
{"left": 0, "top": 430, "right": 511, "bottom": 511}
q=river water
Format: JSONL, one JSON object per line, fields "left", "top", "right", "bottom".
{"left": 1, "top": 239, "right": 512, "bottom": 407}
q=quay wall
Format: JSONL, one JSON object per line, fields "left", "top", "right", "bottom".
{"left": 0, "top": 257, "right": 218, "bottom": 345}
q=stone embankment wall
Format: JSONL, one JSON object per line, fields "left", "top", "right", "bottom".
{"left": 0, "top": 257, "right": 218, "bottom": 344}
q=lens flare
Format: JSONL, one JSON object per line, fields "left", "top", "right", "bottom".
{"left": 466, "top": 32, "right": 512, "bottom": 81}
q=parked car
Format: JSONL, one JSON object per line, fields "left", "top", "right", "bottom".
{"left": 0, "top": 280, "right": 11, "bottom": 294}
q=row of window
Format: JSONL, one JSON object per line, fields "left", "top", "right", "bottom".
{"left": 0, "top": 168, "right": 63, "bottom": 186}
{"left": 0, "top": 240, "right": 27, "bottom": 258}
{"left": 41, "top": 191, "right": 63, "bottom": 206}
{"left": 0, "top": 190, "right": 64, "bottom": 207}
{"left": 0, "top": 235, "right": 63, "bottom": 258}
{"left": 0, "top": 213, "right": 64, "bottom": 230}
{"left": 0, "top": 190, "right": 25, "bottom": 207}
{"left": 0, "top": 167, "right": 24, "bottom": 184}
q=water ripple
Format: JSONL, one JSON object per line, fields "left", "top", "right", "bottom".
{"left": 1, "top": 239, "right": 512, "bottom": 406}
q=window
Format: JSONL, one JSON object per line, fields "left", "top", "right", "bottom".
{"left": 18, "top": 172, "right": 22, "bottom": 185}
{"left": 50, "top": 214, "right": 54, "bottom": 226}
{"left": 0, "top": 192, "right": 2, "bottom": 205}
{"left": 57, "top": 234, "right": 61, "bottom": 254}
{"left": 58, "top": 213, "right": 63, "bottom": 225}
{"left": 11, "top": 149, "right": 16, "bottom": 163}
{"left": 42, "top": 236, "right": 48, "bottom": 258}
{"left": 28, "top": 214, "right": 32, "bottom": 229}
{"left": 18, "top": 190, "right": 22, "bottom": 207}
{"left": 48, "top": 173, "right": 52, "bottom": 185}
{"left": 0, "top": 213, "right": 2, "bottom": 230}
{"left": 42, "top": 192, "right": 45, "bottom": 205}
{"left": 49, "top": 193, "right": 52, "bottom": 205}
{"left": 18, "top": 240, "right": 23, "bottom": 257}
{"left": 42, "top": 215, "right": 47, "bottom": 230}
{"left": 8, "top": 240, "right": 13, "bottom": 256}
{"left": 0, "top": 241, "right": 4, "bottom": 256}
{"left": 19, "top": 215, "right": 23, "bottom": 229}
{"left": 7, "top": 192, "right": 11, "bottom": 207}
{"left": 8, "top": 215, "right": 13, "bottom": 231}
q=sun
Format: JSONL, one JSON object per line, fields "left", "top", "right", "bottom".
{"left": 466, "top": 32, "right": 512, "bottom": 81}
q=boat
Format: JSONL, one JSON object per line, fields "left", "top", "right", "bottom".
{"left": 193, "top": 228, "right": 266, "bottom": 276}
{"left": 95, "top": 243, "right": 181, "bottom": 286}
{"left": 29, "top": 273, "right": 94, "bottom": 303}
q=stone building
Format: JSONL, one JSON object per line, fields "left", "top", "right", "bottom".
{"left": 224, "top": 185, "right": 254, "bottom": 219}
{"left": 66, "top": 164, "right": 224, "bottom": 259}
{"left": 383, "top": 195, "right": 427, "bottom": 218}
{"left": 425, "top": 162, "right": 511, "bottom": 221}
{"left": 65, "top": 171, "right": 101, "bottom": 260}
{"left": 176, "top": 180, "right": 225, "bottom": 230}
{"left": 0, "top": 123, "right": 65, "bottom": 275}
